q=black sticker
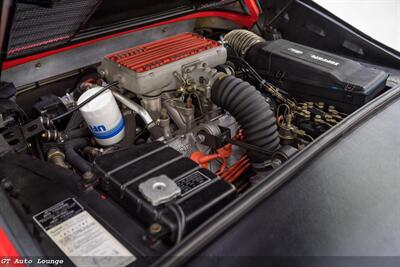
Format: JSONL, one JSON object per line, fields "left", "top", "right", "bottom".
{"left": 33, "top": 198, "right": 83, "bottom": 231}
{"left": 175, "top": 171, "right": 211, "bottom": 196}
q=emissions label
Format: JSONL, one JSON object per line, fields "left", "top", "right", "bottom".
{"left": 176, "top": 171, "right": 211, "bottom": 196}
{"left": 33, "top": 198, "right": 136, "bottom": 267}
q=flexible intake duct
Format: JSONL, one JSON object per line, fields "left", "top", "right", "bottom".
{"left": 211, "top": 75, "right": 280, "bottom": 165}
{"left": 224, "top": 29, "right": 265, "bottom": 57}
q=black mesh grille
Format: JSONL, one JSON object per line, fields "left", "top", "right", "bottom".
{"left": 7, "top": 0, "right": 100, "bottom": 59}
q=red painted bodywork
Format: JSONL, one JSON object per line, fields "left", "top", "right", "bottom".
{"left": 2, "top": 0, "right": 260, "bottom": 70}
{"left": 0, "top": 228, "right": 24, "bottom": 267}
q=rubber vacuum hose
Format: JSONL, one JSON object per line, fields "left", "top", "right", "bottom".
{"left": 63, "top": 138, "right": 93, "bottom": 179}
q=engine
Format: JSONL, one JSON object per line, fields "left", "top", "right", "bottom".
{"left": 0, "top": 29, "right": 388, "bottom": 245}
{"left": 90, "top": 33, "right": 242, "bottom": 163}
{"left": 68, "top": 33, "right": 255, "bottom": 242}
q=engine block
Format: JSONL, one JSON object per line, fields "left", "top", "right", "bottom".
{"left": 99, "top": 32, "right": 227, "bottom": 96}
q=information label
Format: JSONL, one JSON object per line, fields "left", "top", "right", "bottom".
{"left": 33, "top": 198, "right": 135, "bottom": 267}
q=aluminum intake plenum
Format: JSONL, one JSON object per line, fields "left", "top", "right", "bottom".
{"left": 99, "top": 33, "right": 227, "bottom": 96}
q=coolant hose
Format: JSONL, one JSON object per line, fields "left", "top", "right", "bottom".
{"left": 63, "top": 138, "right": 93, "bottom": 178}
{"left": 211, "top": 75, "right": 280, "bottom": 165}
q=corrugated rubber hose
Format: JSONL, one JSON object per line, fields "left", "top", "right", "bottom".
{"left": 211, "top": 75, "right": 280, "bottom": 165}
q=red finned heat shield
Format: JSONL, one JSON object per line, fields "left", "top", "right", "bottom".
{"left": 105, "top": 33, "right": 221, "bottom": 73}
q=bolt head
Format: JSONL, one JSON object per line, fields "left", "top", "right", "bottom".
{"left": 271, "top": 158, "right": 283, "bottom": 169}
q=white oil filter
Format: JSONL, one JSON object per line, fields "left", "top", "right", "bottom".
{"left": 77, "top": 86, "right": 125, "bottom": 146}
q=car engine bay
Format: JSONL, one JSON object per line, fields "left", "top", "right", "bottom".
{"left": 0, "top": 10, "right": 393, "bottom": 263}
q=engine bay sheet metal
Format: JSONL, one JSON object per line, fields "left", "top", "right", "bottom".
{"left": 33, "top": 198, "right": 136, "bottom": 267}
{"left": 2, "top": 21, "right": 195, "bottom": 88}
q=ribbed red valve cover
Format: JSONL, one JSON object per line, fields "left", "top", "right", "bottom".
{"left": 106, "top": 32, "right": 221, "bottom": 73}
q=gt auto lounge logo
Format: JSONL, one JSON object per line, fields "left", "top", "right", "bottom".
{"left": 1, "top": 257, "right": 64, "bottom": 266}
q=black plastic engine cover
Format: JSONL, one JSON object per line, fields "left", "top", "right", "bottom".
{"left": 94, "top": 142, "right": 236, "bottom": 242}
{"left": 246, "top": 39, "right": 389, "bottom": 112}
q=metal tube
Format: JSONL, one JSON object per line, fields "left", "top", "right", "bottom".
{"left": 112, "top": 91, "right": 154, "bottom": 126}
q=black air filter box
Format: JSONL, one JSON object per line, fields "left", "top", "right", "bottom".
{"left": 246, "top": 39, "right": 389, "bottom": 112}
{"left": 95, "top": 142, "right": 236, "bottom": 242}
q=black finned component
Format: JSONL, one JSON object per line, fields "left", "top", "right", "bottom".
{"left": 94, "top": 142, "right": 236, "bottom": 243}
{"left": 211, "top": 75, "right": 280, "bottom": 164}
{"left": 245, "top": 39, "right": 389, "bottom": 112}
